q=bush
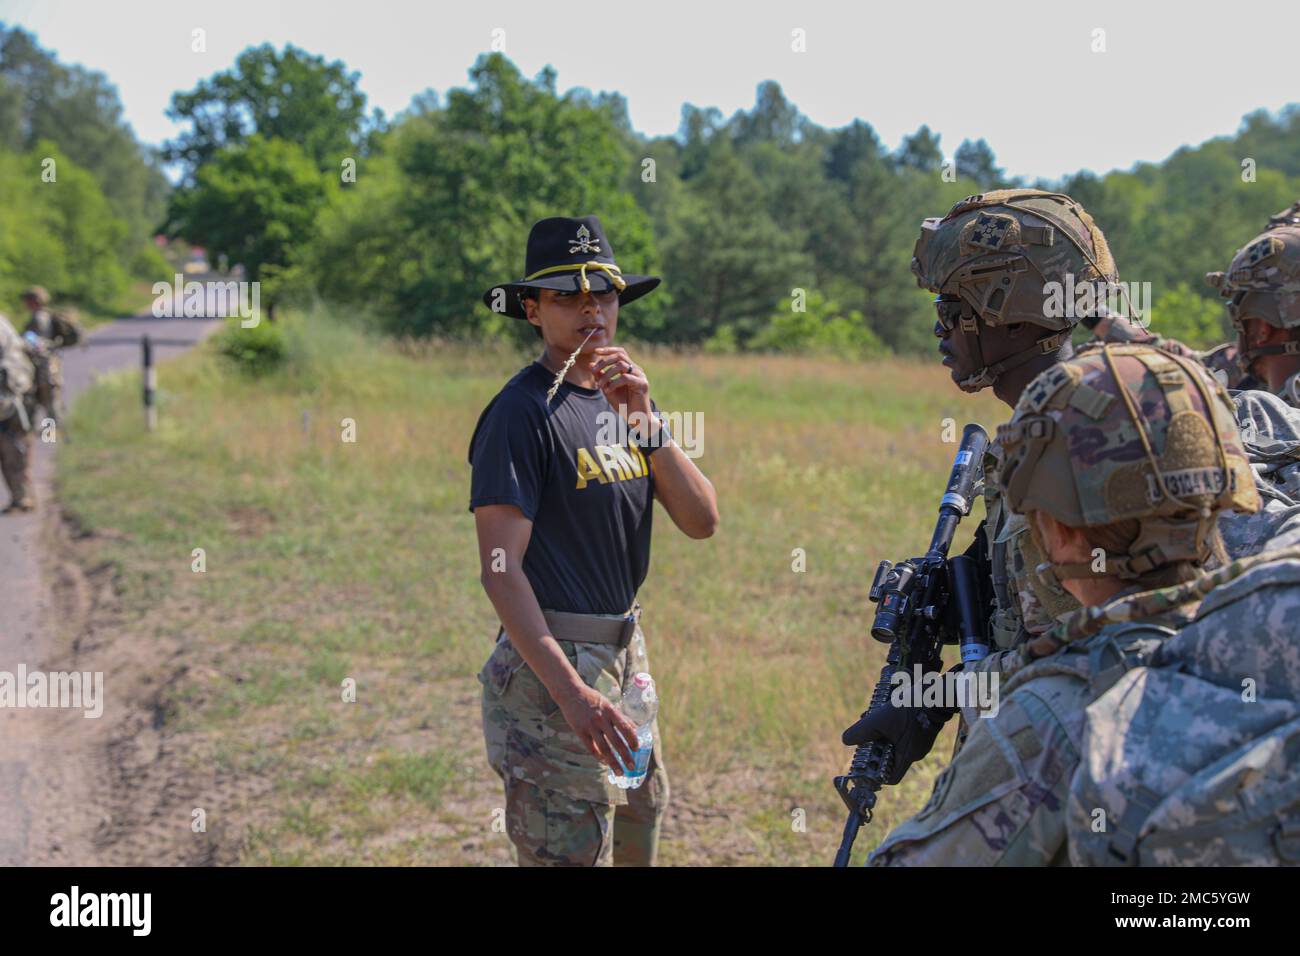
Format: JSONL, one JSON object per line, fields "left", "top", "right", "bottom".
{"left": 750, "top": 290, "right": 887, "bottom": 358}
{"left": 1146, "top": 282, "right": 1230, "bottom": 350}
{"left": 213, "top": 318, "right": 288, "bottom": 376}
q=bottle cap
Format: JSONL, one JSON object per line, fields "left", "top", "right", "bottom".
{"left": 632, "top": 672, "right": 652, "bottom": 689}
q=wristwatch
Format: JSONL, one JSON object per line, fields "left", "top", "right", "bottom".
{"left": 633, "top": 411, "right": 672, "bottom": 457}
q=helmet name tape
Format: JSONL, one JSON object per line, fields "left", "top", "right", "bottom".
{"left": 1144, "top": 467, "right": 1232, "bottom": 505}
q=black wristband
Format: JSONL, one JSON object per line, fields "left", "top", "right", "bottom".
{"left": 633, "top": 412, "right": 672, "bottom": 457}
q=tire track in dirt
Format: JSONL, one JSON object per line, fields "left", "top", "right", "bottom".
{"left": 0, "top": 313, "right": 220, "bottom": 865}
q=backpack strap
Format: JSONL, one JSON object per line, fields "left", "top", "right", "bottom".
{"left": 1107, "top": 784, "right": 1164, "bottom": 864}
{"left": 1084, "top": 624, "right": 1175, "bottom": 697}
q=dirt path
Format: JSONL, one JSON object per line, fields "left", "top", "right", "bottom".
{"left": 0, "top": 313, "right": 219, "bottom": 865}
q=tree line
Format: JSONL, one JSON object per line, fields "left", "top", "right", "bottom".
{"left": 9, "top": 27, "right": 1300, "bottom": 354}
{"left": 0, "top": 25, "right": 170, "bottom": 315}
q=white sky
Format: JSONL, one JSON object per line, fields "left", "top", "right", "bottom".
{"left": 2, "top": 0, "right": 1297, "bottom": 181}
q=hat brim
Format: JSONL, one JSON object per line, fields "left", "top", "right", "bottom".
{"left": 482, "top": 272, "right": 660, "bottom": 320}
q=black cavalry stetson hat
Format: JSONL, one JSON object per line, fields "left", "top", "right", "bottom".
{"left": 481, "top": 215, "right": 660, "bottom": 320}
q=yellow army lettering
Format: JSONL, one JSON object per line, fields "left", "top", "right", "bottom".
{"left": 574, "top": 444, "right": 650, "bottom": 489}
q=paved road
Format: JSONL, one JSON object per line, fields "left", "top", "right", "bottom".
{"left": 0, "top": 312, "right": 220, "bottom": 865}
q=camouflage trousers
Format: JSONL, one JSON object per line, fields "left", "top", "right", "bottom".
{"left": 478, "top": 617, "right": 670, "bottom": 867}
{"left": 869, "top": 655, "right": 1094, "bottom": 866}
{"left": 32, "top": 352, "right": 63, "bottom": 422}
{"left": 0, "top": 412, "right": 34, "bottom": 509}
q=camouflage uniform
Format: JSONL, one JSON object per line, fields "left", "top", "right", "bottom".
{"left": 1094, "top": 319, "right": 1263, "bottom": 391}
{"left": 1199, "top": 341, "right": 1263, "bottom": 391}
{"left": 478, "top": 614, "right": 669, "bottom": 866}
{"left": 911, "top": 190, "right": 1126, "bottom": 655}
{"left": 912, "top": 193, "right": 1296, "bottom": 670}
{"left": 1067, "top": 545, "right": 1300, "bottom": 865}
{"left": 0, "top": 314, "right": 36, "bottom": 511}
{"left": 869, "top": 344, "right": 1260, "bottom": 865}
{"left": 1207, "top": 224, "right": 1300, "bottom": 408}
{"left": 22, "top": 287, "right": 67, "bottom": 423}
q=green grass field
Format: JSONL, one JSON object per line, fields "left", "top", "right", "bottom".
{"left": 59, "top": 308, "right": 1002, "bottom": 865}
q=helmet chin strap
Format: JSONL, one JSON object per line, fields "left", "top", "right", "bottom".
{"left": 1238, "top": 340, "right": 1300, "bottom": 365}
{"left": 957, "top": 327, "right": 1074, "bottom": 393}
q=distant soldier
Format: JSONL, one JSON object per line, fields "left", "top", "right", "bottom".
{"left": 0, "top": 313, "right": 37, "bottom": 513}
{"left": 1081, "top": 293, "right": 1262, "bottom": 390}
{"left": 870, "top": 344, "right": 1273, "bottom": 865}
{"left": 1181, "top": 202, "right": 1300, "bottom": 393}
{"left": 1207, "top": 224, "right": 1300, "bottom": 407}
{"left": 21, "top": 285, "right": 80, "bottom": 426}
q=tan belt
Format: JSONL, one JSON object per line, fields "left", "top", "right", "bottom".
{"left": 500, "top": 603, "right": 642, "bottom": 649}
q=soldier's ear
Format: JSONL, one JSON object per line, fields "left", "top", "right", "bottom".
{"left": 1255, "top": 320, "right": 1292, "bottom": 347}
{"left": 1032, "top": 511, "right": 1090, "bottom": 564}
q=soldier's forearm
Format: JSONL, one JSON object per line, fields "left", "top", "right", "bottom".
{"left": 480, "top": 568, "right": 584, "bottom": 703}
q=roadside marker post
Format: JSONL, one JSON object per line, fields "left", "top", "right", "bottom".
{"left": 143, "top": 334, "right": 156, "bottom": 431}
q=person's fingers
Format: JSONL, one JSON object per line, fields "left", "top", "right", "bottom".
{"left": 588, "top": 724, "right": 621, "bottom": 770}
{"left": 592, "top": 355, "right": 631, "bottom": 381}
{"left": 611, "top": 708, "right": 640, "bottom": 747}
{"left": 616, "top": 369, "right": 648, "bottom": 391}
{"left": 602, "top": 710, "right": 637, "bottom": 768}
{"left": 842, "top": 716, "right": 882, "bottom": 746}
{"left": 606, "top": 727, "right": 635, "bottom": 771}
{"left": 842, "top": 708, "right": 907, "bottom": 746}
{"left": 600, "top": 368, "right": 648, "bottom": 395}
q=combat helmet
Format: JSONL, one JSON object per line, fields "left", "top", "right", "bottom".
{"left": 911, "top": 189, "right": 1121, "bottom": 392}
{"left": 22, "top": 286, "right": 50, "bottom": 307}
{"left": 1264, "top": 201, "right": 1300, "bottom": 230}
{"left": 996, "top": 343, "right": 1259, "bottom": 580}
{"left": 1206, "top": 225, "right": 1300, "bottom": 369}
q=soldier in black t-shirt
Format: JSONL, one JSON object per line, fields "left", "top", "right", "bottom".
{"left": 471, "top": 216, "right": 718, "bottom": 866}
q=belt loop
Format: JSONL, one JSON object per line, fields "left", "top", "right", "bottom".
{"left": 620, "top": 607, "right": 639, "bottom": 648}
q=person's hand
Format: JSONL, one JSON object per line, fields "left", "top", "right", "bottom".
{"left": 556, "top": 682, "right": 641, "bottom": 772}
{"left": 590, "top": 347, "right": 652, "bottom": 424}
{"left": 841, "top": 703, "right": 954, "bottom": 786}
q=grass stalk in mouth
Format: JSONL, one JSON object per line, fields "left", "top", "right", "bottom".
{"left": 546, "top": 327, "right": 599, "bottom": 403}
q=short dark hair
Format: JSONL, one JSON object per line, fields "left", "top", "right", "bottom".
{"left": 520, "top": 289, "right": 543, "bottom": 338}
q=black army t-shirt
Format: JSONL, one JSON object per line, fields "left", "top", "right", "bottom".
{"left": 468, "top": 362, "right": 655, "bottom": 615}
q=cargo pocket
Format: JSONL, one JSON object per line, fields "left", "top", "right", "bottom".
{"left": 569, "top": 641, "right": 625, "bottom": 704}
{"left": 480, "top": 632, "right": 559, "bottom": 718}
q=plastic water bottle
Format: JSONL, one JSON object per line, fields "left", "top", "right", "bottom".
{"left": 607, "top": 673, "right": 657, "bottom": 790}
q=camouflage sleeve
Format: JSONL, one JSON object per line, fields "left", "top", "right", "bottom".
{"left": 867, "top": 673, "right": 1089, "bottom": 866}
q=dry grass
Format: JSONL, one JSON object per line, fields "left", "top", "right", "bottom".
{"left": 58, "top": 311, "right": 1002, "bottom": 866}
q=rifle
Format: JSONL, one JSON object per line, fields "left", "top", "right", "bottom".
{"left": 832, "top": 423, "right": 992, "bottom": 867}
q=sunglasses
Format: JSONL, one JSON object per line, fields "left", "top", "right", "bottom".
{"left": 934, "top": 295, "right": 968, "bottom": 333}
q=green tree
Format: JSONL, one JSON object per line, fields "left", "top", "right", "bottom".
{"left": 662, "top": 140, "right": 809, "bottom": 344}
{"left": 955, "top": 139, "right": 1005, "bottom": 189}
{"left": 167, "top": 136, "right": 329, "bottom": 296}
{"left": 164, "top": 43, "right": 371, "bottom": 180}
{"left": 0, "top": 143, "right": 130, "bottom": 311}
{"left": 895, "top": 125, "right": 943, "bottom": 173}
{"left": 0, "top": 24, "right": 168, "bottom": 262}
{"left": 751, "top": 288, "right": 885, "bottom": 357}
{"left": 305, "top": 55, "right": 661, "bottom": 340}
{"left": 1147, "top": 282, "right": 1229, "bottom": 349}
